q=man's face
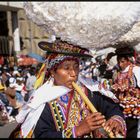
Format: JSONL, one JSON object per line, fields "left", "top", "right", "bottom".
{"left": 118, "top": 57, "right": 130, "bottom": 71}
{"left": 51, "top": 60, "right": 79, "bottom": 89}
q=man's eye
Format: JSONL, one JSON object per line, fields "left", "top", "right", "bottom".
{"left": 74, "top": 65, "right": 79, "bottom": 69}
{"left": 64, "top": 66, "right": 69, "bottom": 70}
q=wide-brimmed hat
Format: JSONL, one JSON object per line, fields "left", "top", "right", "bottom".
{"left": 38, "top": 39, "right": 92, "bottom": 58}
{"left": 38, "top": 38, "right": 92, "bottom": 71}
{"left": 115, "top": 46, "right": 134, "bottom": 57}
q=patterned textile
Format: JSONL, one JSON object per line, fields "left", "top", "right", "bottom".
{"left": 112, "top": 64, "right": 140, "bottom": 119}
{"left": 34, "top": 63, "right": 47, "bottom": 90}
{"left": 49, "top": 85, "right": 93, "bottom": 138}
{"left": 48, "top": 84, "right": 125, "bottom": 138}
{"left": 38, "top": 39, "right": 92, "bottom": 72}
{"left": 47, "top": 84, "right": 127, "bottom": 138}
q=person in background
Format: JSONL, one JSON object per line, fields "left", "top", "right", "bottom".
{"left": 111, "top": 47, "right": 140, "bottom": 138}
{"left": 0, "top": 99, "right": 9, "bottom": 126}
{"left": 0, "top": 75, "right": 8, "bottom": 107}
{"left": 4, "top": 77, "right": 18, "bottom": 119}
{"left": 25, "top": 67, "right": 37, "bottom": 102}
{"left": 15, "top": 77, "right": 25, "bottom": 109}
{"left": 1, "top": 66, "right": 9, "bottom": 86}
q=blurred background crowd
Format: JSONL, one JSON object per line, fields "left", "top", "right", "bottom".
{"left": 0, "top": 62, "right": 42, "bottom": 125}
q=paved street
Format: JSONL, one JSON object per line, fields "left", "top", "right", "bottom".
{"left": 0, "top": 121, "right": 18, "bottom": 138}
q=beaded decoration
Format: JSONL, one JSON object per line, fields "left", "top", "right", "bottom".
{"left": 38, "top": 39, "right": 92, "bottom": 72}
{"left": 112, "top": 64, "right": 140, "bottom": 119}
{"left": 38, "top": 39, "right": 90, "bottom": 56}
{"left": 48, "top": 85, "right": 94, "bottom": 138}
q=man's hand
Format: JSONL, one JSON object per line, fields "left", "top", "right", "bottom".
{"left": 75, "top": 112, "right": 106, "bottom": 137}
{"left": 103, "top": 117, "right": 125, "bottom": 137}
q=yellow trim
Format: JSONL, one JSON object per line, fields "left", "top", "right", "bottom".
{"left": 53, "top": 102, "right": 64, "bottom": 129}
{"left": 49, "top": 102, "right": 60, "bottom": 131}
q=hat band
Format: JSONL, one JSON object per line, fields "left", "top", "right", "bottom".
{"left": 48, "top": 56, "right": 79, "bottom": 71}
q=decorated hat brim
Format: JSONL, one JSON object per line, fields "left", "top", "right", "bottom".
{"left": 38, "top": 41, "right": 92, "bottom": 58}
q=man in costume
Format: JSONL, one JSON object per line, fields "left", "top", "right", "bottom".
{"left": 11, "top": 39, "right": 126, "bottom": 138}
{"left": 111, "top": 47, "right": 140, "bottom": 138}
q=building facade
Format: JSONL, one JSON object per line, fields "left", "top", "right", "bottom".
{"left": 0, "top": 2, "right": 47, "bottom": 65}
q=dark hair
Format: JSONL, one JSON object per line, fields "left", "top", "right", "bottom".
{"left": 115, "top": 46, "right": 134, "bottom": 62}
{"left": 115, "top": 47, "right": 134, "bottom": 56}
{"left": 117, "top": 55, "right": 130, "bottom": 62}
{"left": 106, "top": 52, "right": 115, "bottom": 61}
{"left": 30, "top": 67, "right": 37, "bottom": 75}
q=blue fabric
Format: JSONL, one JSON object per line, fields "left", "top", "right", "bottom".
{"left": 15, "top": 92, "right": 24, "bottom": 103}
{"left": 0, "top": 93, "right": 9, "bottom": 106}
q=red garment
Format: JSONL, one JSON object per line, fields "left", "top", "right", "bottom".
{"left": 0, "top": 56, "right": 4, "bottom": 65}
{"left": 112, "top": 65, "right": 140, "bottom": 119}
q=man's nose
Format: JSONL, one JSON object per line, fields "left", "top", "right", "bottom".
{"left": 119, "top": 62, "right": 123, "bottom": 67}
{"left": 69, "top": 69, "right": 77, "bottom": 77}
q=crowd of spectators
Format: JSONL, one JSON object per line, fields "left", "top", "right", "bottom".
{"left": 0, "top": 63, "right": 40, "bottom": 125}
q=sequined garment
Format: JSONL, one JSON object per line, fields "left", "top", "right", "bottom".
{"left": 112, "top": 65, "right": 140, "bottom": 119}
